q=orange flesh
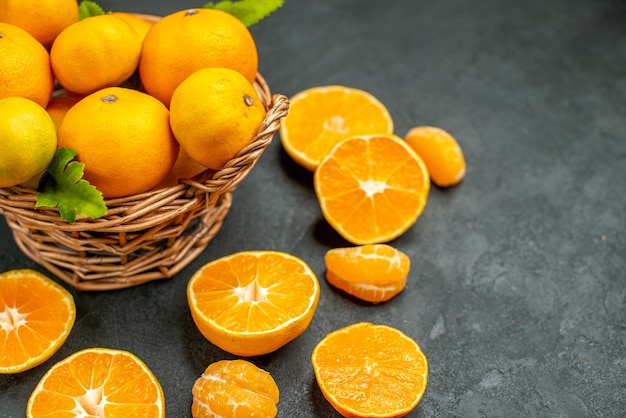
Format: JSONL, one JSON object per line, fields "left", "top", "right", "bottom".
{"left": 315, "top": 135, "right": 430, "bottom": 244}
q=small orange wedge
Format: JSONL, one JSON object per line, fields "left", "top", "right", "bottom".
{"left": 404, "top": 126, "right": 466, "bottom": 187}
{"left": 192, "top": 359, "right": 280, "bottom": 418}
{"left": 325, "top": 244, "right": 410, "bottom": 303}
{"left": 280, "top": 85, "right": 394, "bottom": 171}
{"left": 312, "top": 322, "right": 428, "bottom": 417}
{"left": 0, "top": 269, "right": 75, "bottom": 374}
{"left": 187, "top": 250, "right": 320, "bottom": 356}
{"left": 314, "top": 134, "right": 430, "bottom": 245}
{"left": 27, "top": 347, "right": 165, "bottom": 417}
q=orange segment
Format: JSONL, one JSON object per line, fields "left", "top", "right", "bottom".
{"left": 27, "top": 347, "right": 165, "bottom": 418}
{"left": 312, "top": 322, "right": 428, "bottom": 417}
{"left": 280, "top": 86, "right": 394, "bottom": 171}
{"left": 187, "top": 251, "right": 320, "bottom": 356}
{"left": 192, "top": 359, "right": 279, "bottom": 418}
{"left": 0, "top": 269, "right": 75, "bottom": 374}
{"left": 314, "top": 134, "right": 430, "bottom": 245}
{"left": 325, "top": 244, "right": 410, "bottom": 303}
{"left": 404, "top": 126, "right": 466, "bottom": 187}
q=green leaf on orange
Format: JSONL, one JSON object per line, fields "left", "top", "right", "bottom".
{"left": 203, "top": 0, "right": 284, "bottom": 27}
{"left": 78, "top": 0, "right": 105, "bottom": 20}
{"left": 35, "top": 147, "right": 107, "bottom": 223}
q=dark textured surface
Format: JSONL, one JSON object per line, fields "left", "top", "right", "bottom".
{"left": 1, "top": 1, "right": 625, "bottom": 417}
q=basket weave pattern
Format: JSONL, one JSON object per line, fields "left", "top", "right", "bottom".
{"left": 0, "top": 74, "right": 289, "bottom": 291}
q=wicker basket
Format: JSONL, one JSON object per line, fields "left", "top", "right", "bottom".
{"left": 0, "top": 73, "right": 289, "bottom": 291}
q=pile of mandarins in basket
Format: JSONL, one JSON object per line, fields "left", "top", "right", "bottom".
{"left": 0, "top": 1, "right": 264, "bottom": 199}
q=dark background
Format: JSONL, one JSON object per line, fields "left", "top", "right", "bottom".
{"left": 1, "top": 0, "right": 625, "bottom": 416}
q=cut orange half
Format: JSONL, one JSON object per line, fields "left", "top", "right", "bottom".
{"left": 192, "top": 359, "right": 279, "bottom": 418}
{"left": 0, "top": 269, "right": 75, "bottom": 374}
{"left": 187, "top": 250, "right": 320, "bottom": 356}
{"left": 325, "top": 244, "right": 410, "bottom": 303}
{"left": 314, "top": 134, "right": 430, "bottom": 245}
{"left": 312, "top": 322, "right": 428, "bottom": 417}
{"left": 27, "top": 347, "right": 165, "bottom": 418}
{"left": 279, "top": 85, "right": 394, "bottom": 171}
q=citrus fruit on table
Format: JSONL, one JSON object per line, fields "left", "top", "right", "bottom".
{"left": 27, "top": 347, "right": 165, "bottom": 418}
{"left": 314, "top": 134, "right": 430, "bottom": 245}
{"left": 140, "top": 7, "right": 258, "bottom": 107}
{"left": 325, "top": 244, "right": 410, "bottom": 303}
{"left": 58, "top": 86, "right": 178, "bottom": 199}
{"left": 0, "top": 97, "right": 57, "bottom": 188}
{"left": 280, "top": 85, "right": 394, "bottom": 171}
{"left": 0, "top": 0, "right": 79, "bottom": 46}
{"left": 187, "top": 250, "right": 320, "bottom": 356}
{"left": 0, "top": 22, "right": 54, "bottom": 107}
{"left": 192, "top": 359, "right": 279, "bottom": 418}
{"left": 169, "top": 67, "right": 266, "bottom": 170}
{"left": 50, "top": 14, "right": 142, "bottom": 95}
{"left": 312, "top": 322, "right": 428, "bottom": 417}
{"left": 0, "top": 269, "right": 75, "bottom": 374}
{"left": 404, "top": 126, "right": 466, "bottom": 187}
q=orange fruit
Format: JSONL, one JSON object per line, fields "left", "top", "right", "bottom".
{"left": 169, "top": 67, "right": 266, "bottom": 170}
{"left": 312, "top": 322, "right": 428, "bottom": 417}
{"left": 0, "top": 269, "right": 75, "bottom": 374}
{"left": 0, "top": 0, "right": 79, "bottom": 47}
{"left": 27, "top": 347, "right": 165, "bottom": 417}
{"left": 50, "top": 14, "right": 142, "bottom": 95}
{"left": 58, "top": 87, "right": 178, "bottom": 198}
{"left": 0, "top": 23, "right": 55, "bottom": 108}
{"left": 325, "top": 244, "right": 410, "bottom": 303}
{"left": 314, "top": 134, "right": 430, "bottom": 245}
{"left": 0, "top": 97, "right": 57, "bottom": 188}
{"left": 45, "top": 93, "right": 83, "bottom": 132}
{"left": 404, "top": 126, "right": 466, "bottom": 187}
{"left": 110, "top": 12, "right": 154, "bottom": 42}
{"left": 187, "top": 250, "right": 320, "bottom": 356}
{"left": 156, "top": 147, "right": 209, "bottom": 189}
{"left": 192, "top": 359, "right": 279, "bottom": 418}
{"left": 139, "top": 8, "right": 258, "bottom": 106}
{"left": 279, "top": 86, "right": 394, "bottom": 171}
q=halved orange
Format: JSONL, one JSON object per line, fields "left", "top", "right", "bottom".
{"left": 192, "top": 359, "right": 279, "bottom": 418}
{"left": 27, "top": 347, "right": 165, "bottom": 418}
{"left": 187, "top": 250, "right": 320, "bottom": 356}
{"left": 404, "top": 126, "right": 466, "bottom": 187}
{"left": 279, "top": 85, "right": 394, "bottom": 171}
{"left": 0, "top": 269, "right": 75, "bottom": 374}
{"left": 312, "top": 322, "right": 428, "bottom": 417}
{"left": 314, "top": 134, "right": 430, "bottom": 245}
{"left": 325, "top": 244, "right": 410, "bottom": 303}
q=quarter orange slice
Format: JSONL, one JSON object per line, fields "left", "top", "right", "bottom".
{"left": 325, "top": 244, "right": 410, "bottom": 303}
{"left": 312, "top": 322, "right": 428, "bottom": 417}
{"left": 192, "top": 359, "right": 279, "bottom": 418}
{"left": 187, "top": 250, "right": 320, "bottom": 356}
{"left": 27, "top": 347, "right": 165, "bottom": 418}
{"left": 279, "top": 85, "right": 394, "bottom": 171}
{"left": 314, "top": 134, "right": 430, "bottom": 245}
{"left": 404, "top": 126, "right": 466, "bottom": 187}
{"left": 0, "top": 269, "right": 75, "bottom": 374}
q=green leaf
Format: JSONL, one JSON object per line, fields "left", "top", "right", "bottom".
{"left": 78, "top": 0, "right": 105, "bottom": 20}
{"left": 203, "top": 0, "right": 284, "bottom": 27}
{"left": 35, "top": 147, "right": 107, "bottom": 224}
